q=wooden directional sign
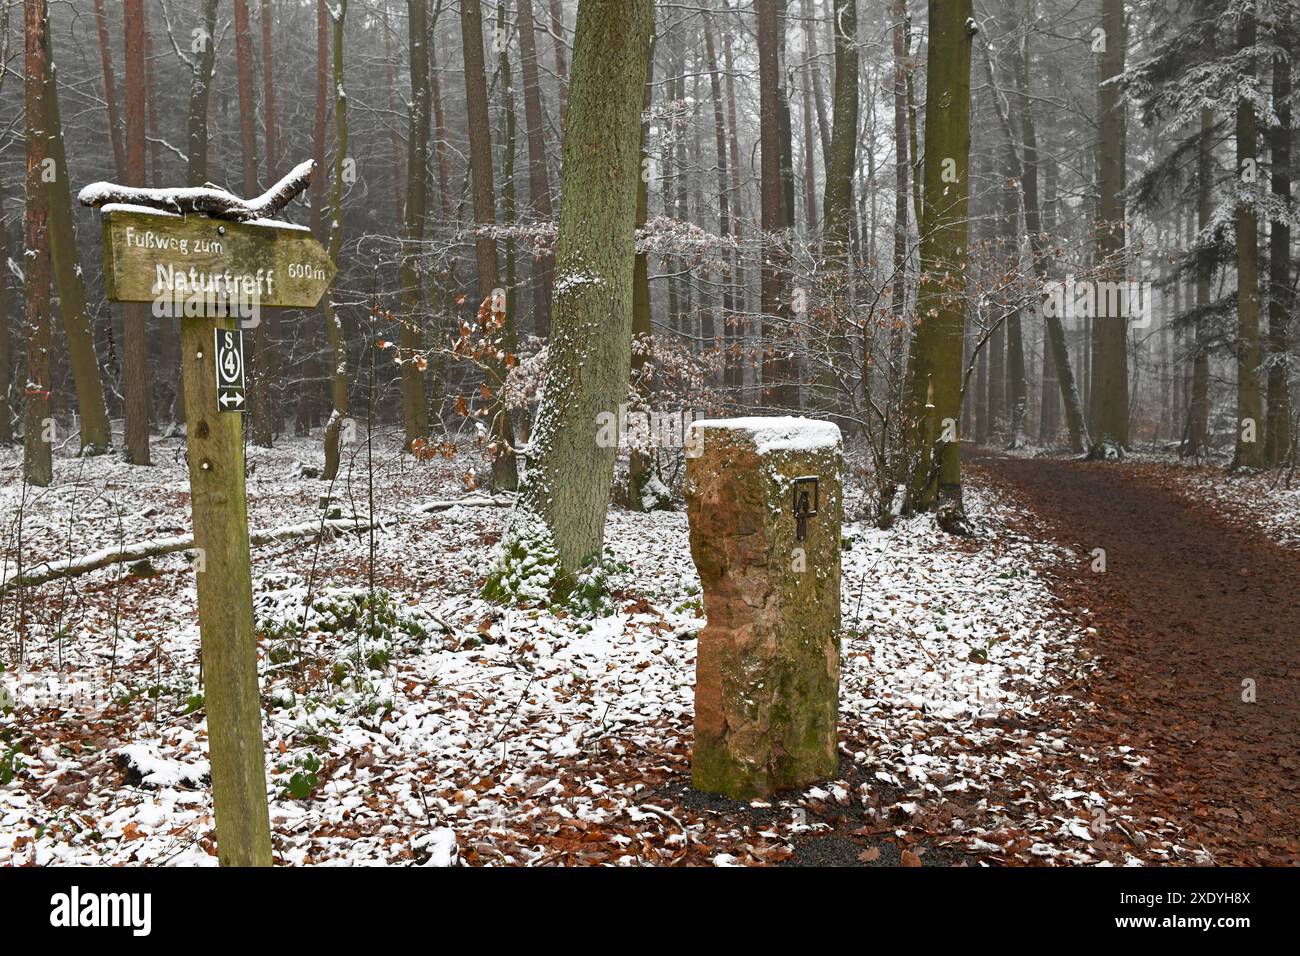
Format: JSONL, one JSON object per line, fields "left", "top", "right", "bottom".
{"left": 100, "top": 207, "right": 335, "bottom": 309}
{"left": 214, "top": 328, "right": 247, "bottom": 413}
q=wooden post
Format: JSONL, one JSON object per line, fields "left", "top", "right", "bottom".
{"left": 180, "top": 313, "right": 272, "bottom": 867}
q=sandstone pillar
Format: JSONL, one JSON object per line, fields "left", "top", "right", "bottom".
{"left": 685, "top": 416, "right": 843, "bottom": 799}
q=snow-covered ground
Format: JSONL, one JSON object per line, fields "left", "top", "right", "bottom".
{"left": 1143, "top": 459, "right": 1300, "bottom": 551}
{"left": 1, "top": 432, "right": 1168, "bottom": 865}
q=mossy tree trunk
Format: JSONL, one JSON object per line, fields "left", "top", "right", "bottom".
{"left": 43, "top": 43, "right": 111, "bottom": 455}
{"left": 901, "top": 0, "right": 974, "bottom": 525}
{"left": 490, "top": 0, "right": 654, "bottom": 588}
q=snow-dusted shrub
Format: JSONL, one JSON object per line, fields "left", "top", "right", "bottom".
{"left": 482, "top": 514, "right": 561, "bottom": 605}
{"left": 256, "top": 582, "right": 433, "bottom": 683}
{"left": 565, "top": 560, "right": 615, "bottom": 622}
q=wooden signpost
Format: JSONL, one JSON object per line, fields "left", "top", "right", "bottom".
{"left": 99, "top": 208, "right": 334, "bottom": 310}
{"left": 80, "top": 162, "right": 331, "bottom": 867}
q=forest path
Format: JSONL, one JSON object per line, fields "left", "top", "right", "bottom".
{"left": 965, "top": 447, "right": 1300, "bottom": 864}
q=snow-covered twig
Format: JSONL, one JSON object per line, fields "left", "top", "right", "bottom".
{"left": 77, "top": 159, "right": 316, "bottom": 222}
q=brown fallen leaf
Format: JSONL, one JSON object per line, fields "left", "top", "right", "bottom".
{"left": 122, "top": 822, "right": 146, "bottom": 841}
{"left": 900, "top": 849, "right": 922, "bottom": 867}
{"left": 857, "top": 847, "right": 881, "bottom": 863}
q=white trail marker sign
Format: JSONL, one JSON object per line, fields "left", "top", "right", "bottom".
{"left": 214, "top": 329, "right": 247, "bottom": 412}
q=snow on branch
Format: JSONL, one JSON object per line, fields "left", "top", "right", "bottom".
{"left": 78, "top": 159, "right": 317, "bottom": 222}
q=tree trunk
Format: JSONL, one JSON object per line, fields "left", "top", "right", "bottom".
{"left": 234, "top": 0, "right": 272, "bottom": 448}
{"left": 0, "top": 189, "right": 13, "bottom": 445}
{"left": 901, "top": 0, "right": 974, "bottom": 526}
{"left": 822, "top": 0, "right": 858, "bottom": 264}
{"left": 1090, "top": 0, "right": 1129, "bottom": 456}
{"left": 704, "top": 11, "right": 734, "bottom": 388}
{"left": 488, "top": 0, "right": 654, "bottom": 591}
{"left": 1038, "top": 155, "right": 1061, "bottom": 440}
{"left": 186, "top": 0, "right": 219, "bottom": 184}
{"left": 261, "top": 0, "right": 279, "bottom": 182}
{"left": 233, "top": 0, "right": 260, "bottom": 199}
{"left": 804, "top": 0, "right": 832, "bottom": 168}
{"left": 143, "top": 17, "right": 163, "bottom": 185}
{"left": 1234, "top": 7, "right": 1265, "bottom": 469}
{"left": 500, "top": 0, "right": 520, "bottom": 334}
{"left": 799, "top": 10, "right": 819, "bottom": 239}
{"left": 461, "top": 0, "right": 517, "bottom": 490}
{"left": 322, "top": 0, "right": 351, "bottom": 481}
{"left": 297, "top": 0, "right": 330, "bottom": 438}
{"left": 1002, "top": 155, "right": 1027, "bottom": 447}
{"left": 261, "top": 0, "right": 283, "bottom": 438}
{"left": 547, "top": 0, "right": 569, "bottom": 128}
{"left": 517, "top": 0, "right": 554, "bottom": 339}
{"left": 721, "top": 3, "right": 747, "bottom": 321}
{"left": 23, "top": 0, "right": 53, "bottom": 486}
{"left": 121, "top": 0, "right": 151, "bottom": 466}
{"left": 1265, "top": 18, "right": 1293, "bottom": 465}
{"left": 1188, "top": 108, "right": 1213, "bottom": 457}
{"left": 890, "top": 0, "right": 908, "bottom": 320}
{"left": 92, "top": 0, "right": 126, "bottom": 178}
{"left": 181, "top": 0, "right": 220, "bottom": 434}
{"left": 142, "top": 14, "right": 179, "bottom": 429}
{"left": 758, "top": 0, "right": 795, "bottom": 409}
{"left": 1008, "top": 6, "right": 1086, "bottom": 452}
{"left": 816, "top": 0, "right": 857, "bottom": 415}
{"left": 400, "top": 0, "right": 431, "bottom": 448}
{"left": 43, "top": 48, "right": 111, "bottom": 455}
{"left": 629, "top": 32, "right": 657, "bottom": 509}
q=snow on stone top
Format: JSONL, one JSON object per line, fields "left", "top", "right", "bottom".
{"left": 689, "top": 416, "right": 842, "bottom": 454}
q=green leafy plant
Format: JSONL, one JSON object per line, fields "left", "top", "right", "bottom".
{"left": 283, "top": 751, "right": 323, "bottom": 800}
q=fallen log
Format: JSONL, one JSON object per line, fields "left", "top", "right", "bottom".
{"left": 0, "top": 495, "right": 513, "bottom": 594}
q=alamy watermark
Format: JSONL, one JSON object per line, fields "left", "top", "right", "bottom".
{"left": 1042, "top": 276, "right": 1155, "bottom": 329}
{"left": 596, "top": 404, "right": 707, "bottom": 455}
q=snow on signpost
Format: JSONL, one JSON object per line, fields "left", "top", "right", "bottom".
{"left": 684, "top": 417, "right": 844, "bottom": 800}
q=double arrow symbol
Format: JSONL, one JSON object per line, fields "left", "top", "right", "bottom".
{"left": 219, "top": 391, "right": 245, "bottom": 409}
